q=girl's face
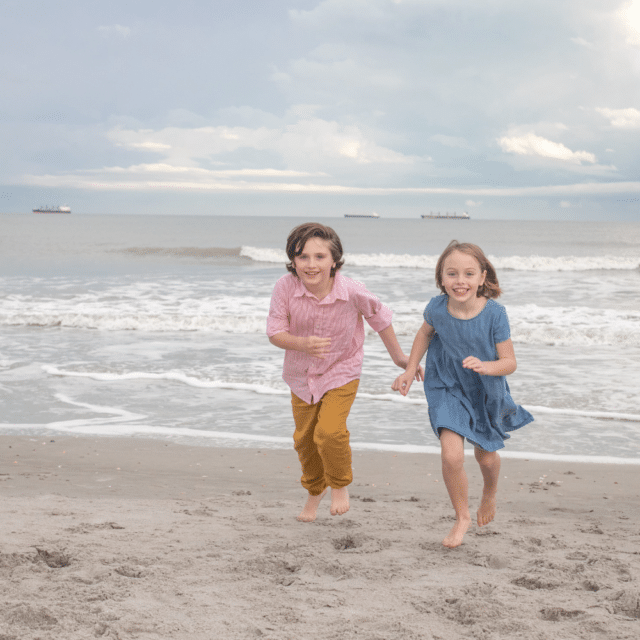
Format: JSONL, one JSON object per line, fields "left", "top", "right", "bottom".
{"left": 293, "top": 237, "right": 336, "bottom": 295}
{"left": 441, "top": 250, "right": 487, "bottom": 304}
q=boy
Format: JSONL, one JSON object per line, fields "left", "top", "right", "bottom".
{"left": 267, "top": 222, "right": 421, "bottom": 521}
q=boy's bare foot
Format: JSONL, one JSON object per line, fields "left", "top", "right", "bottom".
{"left": 330, "top": 486, "right": 350, "bottom": 516}
{"left": 477, "top": 493, "right": 497, "bottom": 527}
{"left": 297, "top": 490, "right": 326, "bottom": 522}
{"left": 442, "top": 515, "right": 472, "bottom": 548}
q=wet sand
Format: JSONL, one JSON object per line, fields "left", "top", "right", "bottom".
{"left": 1, "top": 436, "right": 639, "bottom": 639}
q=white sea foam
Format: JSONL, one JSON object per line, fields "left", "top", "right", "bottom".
{"left": 509, "top": 304, "right": 640, "bottom": 347}
{"left": 0, "top": 312, "right": 267, "bottom": 333}
{"left": 42, "top": 365, "right": 289, "bottom": 395}
{"left": 241, "top": 246, "right": 640, "bottom": 271}
{"left": 4, "top": 298, "right": 637, "bottom": 347}
{"left": 523, "top": 405, "right": 640, "bottom": 423}
{"left": 3, "top": 419, "right": 638, "bottom": 464}
{"left": 240, "top": 246, "right": 288, "bottom": 263}
{"left": 0, "top": 285, "right": 272, "bottom": 333}
{"left": 348, "top": 441, "right": 640, "bottom": 463}
{"left": 42, "top": 366, "right": 640, "bottom": 424}
{"left": 491, "top": 255, "right": 640, "bottom": 272}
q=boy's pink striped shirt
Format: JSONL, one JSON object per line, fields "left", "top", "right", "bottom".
{"left": 267, "top": 272, "right": 393, "bottom": 404}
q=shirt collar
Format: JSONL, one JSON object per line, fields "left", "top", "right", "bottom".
{"left": 292, "top": 271, "right": 349, "bottom": 303}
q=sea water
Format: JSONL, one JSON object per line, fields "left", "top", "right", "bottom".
{"left": 1, "top": 213, "right": 639, "bottom": 463}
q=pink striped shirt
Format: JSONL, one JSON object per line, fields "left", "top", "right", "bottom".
{"left": 267, "top": 272, "right": 393, "bottom": 404}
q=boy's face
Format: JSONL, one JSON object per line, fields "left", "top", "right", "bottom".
{"left": 293, "top": 237, "right": 336, "bottom": 294}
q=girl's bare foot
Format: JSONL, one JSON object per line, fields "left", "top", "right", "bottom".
{"left": 297, "top": 490, "right": 326, "bottom": 522}
{"left": 330, "top": 486, "right": 350, "bottom": 516}
{"left": 477, "top": 493, "right": 497, "bottom": 526}
{"left": 475, "top": 448, "right": 500, "bottom": 527}
{"left": 442, "top": 515, "right": 472, "bottom": 548}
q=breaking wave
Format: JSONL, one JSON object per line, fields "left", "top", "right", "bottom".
{"left": 241, "top": 246, "right": 640, "bottom": 271}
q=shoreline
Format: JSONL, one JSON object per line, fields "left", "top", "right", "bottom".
{"left": 2, "top": 431, "right": 640, "bottom": 466}
{"left": 2, "top": 435, "right": 639, "bottom": 639}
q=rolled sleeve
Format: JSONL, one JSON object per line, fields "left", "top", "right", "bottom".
{"left": 351, "top": 280, "right": 393, "bottom": 333}
{"left": 364, "top": 303, "right": 393, "bottom": 333}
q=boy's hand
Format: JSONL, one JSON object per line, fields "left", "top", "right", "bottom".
{"left": 462, "top": 356, "right": 488, "bottom": 375}
{"left": 302, "top": 336, "right": 331, "bottom": 359}
{"left": 392, "top": 371, "right": 415, "bottom": 396}
{"left": 396, "top": 355, "right": 424, "bottom": 382}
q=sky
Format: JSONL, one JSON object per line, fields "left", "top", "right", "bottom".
{"left": 2, "top": 0, "right": 640, "bottom": 220}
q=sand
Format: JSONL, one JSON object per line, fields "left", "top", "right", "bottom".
{"left": 1, "top": 435, "right": 639, "bottom": 640}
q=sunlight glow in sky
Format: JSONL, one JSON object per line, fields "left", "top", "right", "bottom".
{"left": 620, "top": 0, "right": 640, "bottom": 42}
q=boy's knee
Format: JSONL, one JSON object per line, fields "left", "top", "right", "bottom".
{"left": 314, "top": 426, "right": 348, "bottom": 448}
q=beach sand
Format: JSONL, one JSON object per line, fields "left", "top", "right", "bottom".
{"left": 1, "top": 436, "right": 639, "bottom": 640}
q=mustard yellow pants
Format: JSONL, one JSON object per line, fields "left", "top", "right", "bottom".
{"left": 291, "top": 379, "right": 359, "bottom": 496}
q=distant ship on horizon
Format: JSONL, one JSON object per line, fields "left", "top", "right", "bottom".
{"left": 421, "top": 211, "right": 469, "bottom": 220}
{"left": 344, "top": 212, "right": 379, "bottom": 218}
{"left": 33, "top": 205, "right": 71, "bottom": 214}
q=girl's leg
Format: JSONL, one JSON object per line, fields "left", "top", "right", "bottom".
{"left": 474, "top": 447, "right": 501, "bottom": 526}
{"left": 439, "top": 428, "right": 471, "bottom": 548}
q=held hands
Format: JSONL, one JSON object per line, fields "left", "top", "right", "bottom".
{"left": 302, "top": 335, "right": 331, "bottom": 359}
{"left": 396, "top": 355, "right": 424, "bottom": 382}
{"left": 391, "top": 365, "right": 424, "bottom": 397}
{"left": 391, "top": 355, "right": 424, "bottom": 397}
{"left": 391, "top": 371, "right": 415, "bottom": 396}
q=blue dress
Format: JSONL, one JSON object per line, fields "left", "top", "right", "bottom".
{"left": 423, "top": 295, "right": 533, "bottom": 452}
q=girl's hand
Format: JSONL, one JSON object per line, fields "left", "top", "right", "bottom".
{"left": 392, "top": 371, "right": 415, "bottom": 396}
{"left": 462, "top": 356, "right": 489, "bottom": 375}
{"left": 302, "top": 336, "right": 331, "bottom": 358}
{"left": 396, "top": 355, "right": 425, "bottom": 381}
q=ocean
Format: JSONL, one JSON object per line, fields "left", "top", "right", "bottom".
{"left": 1, "top": 213, "right": 639, "bottom": 464}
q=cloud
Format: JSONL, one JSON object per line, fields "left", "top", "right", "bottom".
{"left": 127, "top": 142, "right": 172, "bottom": 151}
{"left": 431, "top": 134, "right": 472, "bottom": 149}
{"left": 98, "top": 24, "right": 131, "bottom": 39}
{"left": 98, "top": 164, "right": 327, "bottom": 178}
{"left": 596, "top": 107, "right": 640, "bottom": 128}
{"left": 18, "top": 164, "right": 640, "bottom": 199}
{"left": 498, "top": 132, "right": 597, "bottom": 164}
{"left": 107, "top": 119, "right": 421, "bottom": 170}
{"left": 570, "top": 36, "right": 595, "bottom": 49}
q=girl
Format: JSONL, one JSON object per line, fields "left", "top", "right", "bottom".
{"left": 392, "top": 240, "right": 533, "bottom": 548}
{"left": 268, "top": 222, "right": 421, "bottom": 522}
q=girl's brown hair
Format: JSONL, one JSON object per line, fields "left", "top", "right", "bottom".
{"left": 435, "top": 240, "right": 502, "bottom": 298}
{"left": 285, "top": 222, "right": 344, "bottom": 277}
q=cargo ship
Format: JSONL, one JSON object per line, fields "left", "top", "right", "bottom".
{"left": 344, "top": 212, "right": 379, "bottom": 218}
{"left": 33, "top": 205, "right": 71, "bottom": 214}
{"left": 421, "top": 211, "right": 469, "bottom": 219}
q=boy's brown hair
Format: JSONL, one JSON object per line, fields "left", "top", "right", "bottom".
{"left": 435, "top": 240, "right": 502, "bottom": 298}
{"left": 286, "top": 222, "right": 345, "bottom": 277}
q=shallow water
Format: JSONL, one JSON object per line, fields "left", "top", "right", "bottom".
{"left": 1, "top": 213, "right": 639, "bottom": 463}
